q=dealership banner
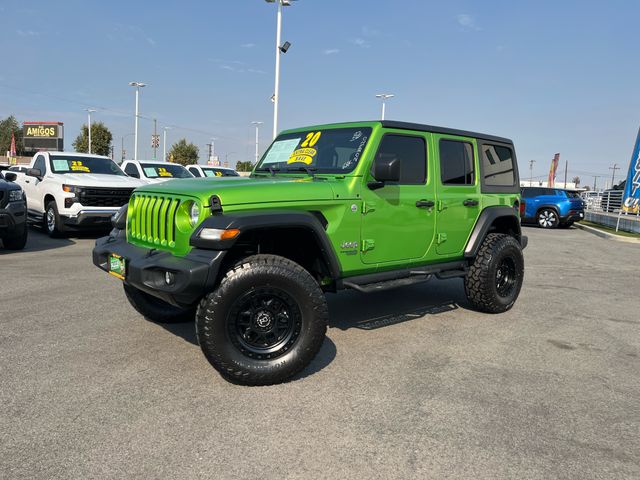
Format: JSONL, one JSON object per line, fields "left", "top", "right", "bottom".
{"left": 622, "top": 127, "right": 640, "bottom": 214}
{"left": 548, "top": 153, "right": 560, "bottom": 187}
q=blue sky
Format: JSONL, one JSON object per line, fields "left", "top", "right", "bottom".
{"left": 1, "top": 0, "right": 638, "bottom": 186}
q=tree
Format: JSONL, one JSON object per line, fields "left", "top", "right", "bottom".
{"left": 0, "top": 115, "right": 24, "bottom": 155}
{"left": 73, "top": 122, "right": 113, "bottom": 156}
{"left": 168, "top": 139, "right": 199, "bottom": 166}
{"left": 235, "top": 161, "right": 254, "bottom": 172}
{"left": 572, "top": 176, "right": 581, "bottom": 187}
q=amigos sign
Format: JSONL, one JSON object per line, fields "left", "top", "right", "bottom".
{"left": 23, "top": 122, "right": 64, "bottom": 152}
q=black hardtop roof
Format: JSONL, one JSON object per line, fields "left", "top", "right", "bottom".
{"left": 380, "top": 121, "right": 513, "bottom": 144}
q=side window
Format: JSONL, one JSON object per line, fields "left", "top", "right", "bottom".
{"left": 521, "top": 188, "right": 533, "bottom": 198}
{"left": 34, "top": 155, "right": 46, "bottom": 174}
{"left": 124, "top": 163, "right": 140, "bottom": 178}
{"left": 374, "top": 134, "right": 426, "bottom": 185}
{"left": 481, "top": 144, "right": 515, "bottom": 187}
{"left": 190, "top": 167, "right": 202, "bottom": 177}
{"left": 439, "top": 140, "right": 474, "bottom": 185}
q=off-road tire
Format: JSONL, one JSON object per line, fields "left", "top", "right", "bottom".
{"left": 44, "top": 201, "right": 66, "bottom": 238}
{"left": 196, "top": 254, "right": 328, "bottom": 386}
{"left": 2, "top": 223, "right": 28, "bottom": 250}
{"left": 124, "top": 283, "right": 196, "bottom": 323}
{"left": 537, "top": 208, "right": 559, "bottom": 229}
{"left": 464, "top": 233, "right": 524, "bottom": 314}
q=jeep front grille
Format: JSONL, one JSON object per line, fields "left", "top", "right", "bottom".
{"left": 128, "top": 193, "right": 180, "bottom": 248}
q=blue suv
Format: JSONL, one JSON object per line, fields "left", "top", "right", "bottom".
{"left": 520, "top": 187, "right": 585, "bottom": 228}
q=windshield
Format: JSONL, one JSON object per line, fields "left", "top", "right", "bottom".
{"left": 141, "top": 163, "right": 193, "bottom": 179}
{"left": 255, "top": 127, "right": 372, "bottom": 174}
{"left": 202, "top": 168, "right": 240, "bottom": 177}
{"left": 50, "top": 155, "right": 125, "bottom": 175}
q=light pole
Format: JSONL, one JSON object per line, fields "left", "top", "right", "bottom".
{"left": 529, "top": 159, "right": 536, "bottom": 186}
{"left": 85, "top": 109, "right": 96, "bottom": 154}
{"left": 266, "top": 0, "right": 295, "bottom": 139}
{"left": 251, "top": 121, "right": 263, "bottom": 164}
{"left": 225, "top": 152, "right": 235, "bottom": 168}
{"left": 375, "top": 93, "right": 394, "bottom": 120}
{"left": 129, "top": 81, "right": 147, "bottom": 161}
{"left": 163, "top": 127, "right": 171, "bottom": 162}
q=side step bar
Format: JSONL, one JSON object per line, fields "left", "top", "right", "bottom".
{"left": 341, "top": 261, "right": 468, "bottom": 293}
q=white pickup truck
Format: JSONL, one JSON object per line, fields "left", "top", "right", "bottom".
{"left": 14, "top": 151, "right": 144, "bottom": 237}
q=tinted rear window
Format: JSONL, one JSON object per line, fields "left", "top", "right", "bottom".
{"left": 482, "top": 144, "right": 515, "bottom": 187}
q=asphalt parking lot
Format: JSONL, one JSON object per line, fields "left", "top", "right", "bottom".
{"left": 1, "top": 226, "right": 639, "bottom": 479}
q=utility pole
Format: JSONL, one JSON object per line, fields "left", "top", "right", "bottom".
{"left": 529, "top": 160, "right": 536, "bottom": 186}
{"left": 206, "top": 142, "right": 213, "bottom": 164}
{"left": 152, "top": 118, "right": 157, "bottom": 160}
{"left": 563, "top": 159, "right": 568, "bottom": 188}
{"left": 609, "top": 163, "right": 620, "bottom": 188}
{"left": 593, "top": 175, "right": 601, "bottom": 191}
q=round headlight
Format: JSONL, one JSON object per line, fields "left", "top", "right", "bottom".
{"left": 189, "top": 202, "right": 200, "bottom": 226}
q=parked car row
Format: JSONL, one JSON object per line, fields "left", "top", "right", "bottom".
{"left": 5, "top": 151, "right": 241, "bottom": 243}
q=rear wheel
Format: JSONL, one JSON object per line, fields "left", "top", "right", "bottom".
{"left": 196, "top": 254, "right": 328, "bottom": 386}
{"left": 2, "top": 223, "right": 27, "bottom": 250}
{"left": 124, "top": 283, "right": 196, "bottom": 323}
{"left": 537, "top": 208, "right": 559, "bottom": 229}
{"left": 465, "top": 233, "right": 524, "bottom": 313}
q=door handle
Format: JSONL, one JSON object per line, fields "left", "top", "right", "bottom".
{"left": 416, "top": 199, "right": 435, "bottom": 208}
{"left": 463, "top": 199, "right": 479, "bottom": 207}
{"left": 24, "top": 180, "right": 30, "bottom": 183}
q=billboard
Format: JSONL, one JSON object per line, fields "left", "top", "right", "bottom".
{"left": 548, "top": 153, "right": 560, "bottom": 187}
{"left": 23, "top": 122, "right": 64, "bottom": 152}
{"left": 622, "top": 127, "right": 640, "bottom": 214}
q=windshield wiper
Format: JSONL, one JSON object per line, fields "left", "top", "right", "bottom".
{"left": 255, "top": 166, "right": 280, "bottom": 176}
{"left": 286, "top": 165, "right": 318, "bottom": 177}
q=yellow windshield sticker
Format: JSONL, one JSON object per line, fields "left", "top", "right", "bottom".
{"left": 300, "top": 131, "right": 321, "bottom": 148}
{"left": 287, "top": 147, "right": 316, "bottom": 165}
{"left": 215, "top": 171, "right": 223, "bottom": 177}
{"left": 157, "top": 167, "right": 173, "bottom": 177}
{"left": 70, "top": 160, "right": 90, "bottom": 172}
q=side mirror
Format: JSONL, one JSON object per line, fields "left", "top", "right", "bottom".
{"left": 27, "top": 168, "right": 42, "bottom": 179}
{"left": 368, "top": 156, "right": 400, "bottom": 190}
{"left": 4, "top": 172, "right": 17, "bottom": 182}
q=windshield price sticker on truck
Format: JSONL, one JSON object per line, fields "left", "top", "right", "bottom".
{"left": 262, "top": 138, "right": 301, "bottom": 165}
{"left": 52, "top": 160, "right": 70, "bottom": 172}
{"left": 157, "top": 167, "right": 173, "bottom": 177}
{"left": 70, "top": 160, "right": 90, "bottom": 173}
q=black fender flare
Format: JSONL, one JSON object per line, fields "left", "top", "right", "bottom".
{"left": 189, "top": 210, "right": 341, "bottom": 279}
{"left": 464, "top": 206, "right": 523, "bottom": 259}
{"left": 535, "top": 204, "right": 561, "bottom": 217}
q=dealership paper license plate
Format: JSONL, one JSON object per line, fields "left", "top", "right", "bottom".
{"left": 108, "top": 254, "right": 126, "bottom": 280}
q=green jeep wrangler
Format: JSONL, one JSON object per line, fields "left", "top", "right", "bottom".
{"left": 93, "top": 121, "right": 526, "bottom": 385}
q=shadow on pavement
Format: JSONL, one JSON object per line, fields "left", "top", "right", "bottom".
{"left": 327, "top": 278, "right": 467, "bottom": 331}
{"left": 0, "top": 226, "right": 110, "bottom": 255}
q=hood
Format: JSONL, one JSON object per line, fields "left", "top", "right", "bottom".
{"left": 54, "top": 173, "right": 145, "bottom": 188}
{"left": 134, "top": 175, "right": 340, "bottom": 206}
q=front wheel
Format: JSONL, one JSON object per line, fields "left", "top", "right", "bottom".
{"left": 196, "top": 254, "right": 328, "bottom": 386}
{"left": 464, "top": 233, "right": 524, "bottom": 313}
{"left": 537, "top": 208, "right": 559, "bottom": 229}
{"left": 44, "top": 201, "right": 66, "bottom": 238}
{"left": 2, "top": 223, "right": 28, "bottom": 250}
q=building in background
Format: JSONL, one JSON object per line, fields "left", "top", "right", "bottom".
{"left": 23, "top": 122, "right": 64, "bottom": 153}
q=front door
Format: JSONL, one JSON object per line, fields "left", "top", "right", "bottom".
{"left": 23, "top": 154, "right": 47, "bottom": 215}
{"left": 360, "top": 131, "right": 436, "bottom": 265}
{"left": 433, "top": 135, "right": 481, "bottom": 256}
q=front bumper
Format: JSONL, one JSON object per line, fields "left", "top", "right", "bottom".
{"left": 92, "top": 230, "right": 226, "bottom": 307}
{"left": 63, "top": 209, "right": 119, "bottom": 227}
{"left": 0, "top": 201, "right": 27, "bottom": 236}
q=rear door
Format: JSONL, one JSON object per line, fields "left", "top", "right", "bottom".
{"left": 360, "top": 131, "right": 436, "bottom": 264}
{"left": 434, "top": 135, "right": 481, "bottom": 256}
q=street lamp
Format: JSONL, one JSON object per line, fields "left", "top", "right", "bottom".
{"left": 163, "top": 126, "right": 171, "bottom": 162}
{"left": 129, "top": 81, "right": 147, "bottom": 160}
{"left": 85, "top": 109, "right": 96, "bottom": 154}
{"left": 265, "top": 0, "right": 296, "bottom": 139}
{"left": 375, "top": 93, "right": 395, "bottom": 120}
{"left": 251, "top": 121, "right": 263, "bottom": 164}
